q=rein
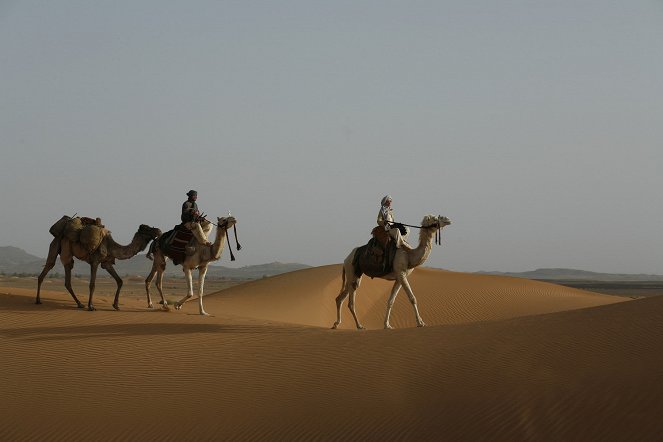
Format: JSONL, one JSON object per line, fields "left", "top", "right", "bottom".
{"left": 227, "top": 224, "right": 242, "bottom": 261}
{"left": 386, "top": 220, "right": 443, "bottom": 245}
{"left": 199, "top": 215, "right": 242, "bottom": 261}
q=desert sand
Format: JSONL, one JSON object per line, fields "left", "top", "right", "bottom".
{"left": 1, "top": 265, "right": 662, "bottom": 441}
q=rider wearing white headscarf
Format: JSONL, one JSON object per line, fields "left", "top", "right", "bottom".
{"left": 377, "top": 195, "right": 412, "bottom": 250}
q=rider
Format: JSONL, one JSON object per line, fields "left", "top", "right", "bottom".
{"left": 377, "top": 195, "right": 412, "bottom": 251}
{"left": 182, "top": 190, "right": 212, "bottom": 246}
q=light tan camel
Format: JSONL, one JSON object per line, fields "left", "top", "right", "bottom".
{"left": 36, "top": 224, "right": 162, "bottom": 311}
{"left": 145, "top": 216, "right": 237, "bottom": 316}
{"left": 332, "top": 214, "right": 451, "bottom": 330}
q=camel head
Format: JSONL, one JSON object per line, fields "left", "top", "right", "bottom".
{"left": 137, "top": 224, "right": 162, "bottom": 241}
{"left": 421, "top": 215, "right": 452, "bottom": 229}
{"left": 216, "top": 216, "right": 237, "bottom": 230}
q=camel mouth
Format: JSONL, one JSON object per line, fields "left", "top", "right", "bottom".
{"left": 138, "top": 225, "right": 162, "bottom": 239}
{"left": 427, "top": 218, "right": 451, "bottom": 229}
{"left": 218, "top": 217, "right": 237, "bottom": 228}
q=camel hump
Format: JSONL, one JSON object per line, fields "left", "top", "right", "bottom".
{"left": 80, "top": 224, "right": 108, "bottom": 253}
{"left": 53, "top": 216, "right": 105, "bottom": 243}
{"left": 80, "top": 216, "right": 104, "bottom": 227}
{"left": 353, "top": 239, "right": 397, "bottom": 279}
{"left": 158, "top": 226, "right": 194, "bottom": 265}
{"left": 49, "top": 215, "right": 72, "bottom": 237}
{"left": 371, "top": 226, "right": 391, "bottom": 248}
{"left": 62, "top": 217, "right": 84, "bottom": 242}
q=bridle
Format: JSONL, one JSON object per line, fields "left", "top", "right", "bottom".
{"left": 200, "top": 215, "right": 242, "bottom": 261}
{"left": 386, "top": 218, "right": 447, "bottom": 245}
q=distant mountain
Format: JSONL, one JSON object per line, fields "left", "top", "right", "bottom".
{"left": 0, "top": 246, "right": 43, "bottom": 268}
{"left": 0, "top": 246, "right": 310, "bottom": 279}
{"left": 478, "top": 268, "right": 663, "bottom": 281}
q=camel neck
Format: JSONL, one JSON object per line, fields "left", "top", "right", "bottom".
{"left": 408, "top": 228, "right": 435, "bottom": 268}
{"left": 107, "top": 234, "right": 147, "bottom": 260}
{"left": 211, "top": 227, "right": 228, "bottom": 261}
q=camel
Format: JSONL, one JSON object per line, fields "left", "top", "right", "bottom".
{"left": 36, "top": 223, "right": 162, "bottom": 311}
{"left": 145, "top": 216, "right": 237, "bottom": 316}
{"left": 332, "top": 214, "right": 451, "bottom": 330}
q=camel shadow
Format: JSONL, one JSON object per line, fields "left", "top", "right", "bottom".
{"left": 0, "top": 296, "right": 70, "bottom": 312}
{"left": 0, "top": 322, "right": 291, "bottom": 342}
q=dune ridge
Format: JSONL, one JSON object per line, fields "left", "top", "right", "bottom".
{"left": 215, "top": 265, "right": 626, "bottom": 329}
{"left": 1, "top": 266, "right": 661, "bottom": 441}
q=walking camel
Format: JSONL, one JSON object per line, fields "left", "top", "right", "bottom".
{"left": 36, "top": 223, "right": 162, "bottom": 311}
{"left": 145, "top": 216, "right": 237, "bottom": 316}
{"left": 332, "top": 214, "right": 451, "bottom": 330}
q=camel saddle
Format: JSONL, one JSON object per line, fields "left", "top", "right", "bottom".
{"left": 49, "top": 215, "right": 104, "bottom": 238}
{"left": 352, "top": 228, "right": 397, "bottom": 278}
{"left": 371, "top": 226, "right": 390, "bottom": 248}
{"left": 158, "top": 224, "right": 194, "bottom": 265}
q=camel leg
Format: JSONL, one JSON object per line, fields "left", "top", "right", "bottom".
{"left": 197, "top": 266, "right": 209, "bottom": 316}
{"left": 384, "top": 280, "right": 403, "bottom": 329}
{"left": 145, "top": 266, "right": 157, "bottom": 309}
{"left": 103, "top": 263, "right": 123, "bottom": 311}
{"left": 36, "top": 237, "right": 60, "bottom": 305}
{"left": 175, "top": 267, "right": 194, "bottom": 310}
{"left": 155, "top": 270, "right": 169, "bottom": 311}
{"left": 146, "top": 255, "right": 169, "bottom": 310}
{"left": 347, "top": 280, "right": 365, "bottom": 330}
{"left": 399, "top": 275, "right": 425, "bottom": 327}
{"left": 332, "top": 288, "right": 349, "bottom": 329}
{"left": 332, "top": 268, "right": 351, "bottom": 329}
{"left": 87, "top": 263, "right": 99, "bottom": 311}
{"left": 62, "top": 259, "right": 84, "bottom": 309}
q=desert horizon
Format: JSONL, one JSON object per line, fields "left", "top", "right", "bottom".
{"left": 3, "top": 2, "right": 662, "bottom": 440}
{"left": 2, "top": 265, "right": 662, "bottom": 440}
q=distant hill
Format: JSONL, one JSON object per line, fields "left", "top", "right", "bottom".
{"left": 0, "top": 246, "right": 43, "bottom": 269}
{"left": 3, "top": 247, "right": 660, "bottom": 281}
{"left": 478, "top": 268, "right": 663, "bottom": 281}
{"left": 0, "top": 246, "right": 310, "bottom": 279}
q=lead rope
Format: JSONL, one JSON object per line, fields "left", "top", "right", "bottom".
{"left": 234, "top": 225, "right": 242, "bottom": 251}
{"left": 387, "top": 220, "right": 441, "bottom": 244}
{"left": 226, "top": 227, "right": 236, "bottom": 261}
{"left": 225, "top": 225, "right": 242, "bottom": 261}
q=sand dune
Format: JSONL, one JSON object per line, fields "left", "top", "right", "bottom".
{"left": 216, "top": 265, "right": 626, "bottom": 329}
{"left": 1, "top": 267, "right": 662, "bottom": 441}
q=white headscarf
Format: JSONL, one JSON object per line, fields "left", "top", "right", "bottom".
{"left": 380, "top": 195, "right": 393, "bottom": 221}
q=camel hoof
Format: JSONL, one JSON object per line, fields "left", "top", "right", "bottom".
{"left": 161, "top": 305, "right": 170, "bottom": 312}
{"left": 174, "top": 303, "right": 182, "bottom": 311}
{"left": 417, "top": 322, "right": 426, "bottom": 328}
{"left": 200, "top": 311, "right": 210, "bottom": 316}
{"left": 384, "top": 324, "right": 393, "bottom": 330}
{"left": 112, "top": 304, "right": 120, "bottom": 311}
{"left": 357, "top": 325, "right": 366, "bottom": 330}
{"left": 77, "top": 303, "right": 85, "bottom": 309}
{"left": 147, "top": 304, "right": 154, "bottom": 309}
{"left": 87, "top": 306, "right": 96, "bottom": 311}
{"left": 35, "top": 300, "right": 42, "bottom": 305}
{"left": 331, "top": 323, "right": 339, "bottom": 329}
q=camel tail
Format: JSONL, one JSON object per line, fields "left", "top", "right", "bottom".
{"left": 340, "top": 266, "right": 346, "bottom": 292}
{"left": 146, "top": 240, "right": 156, "bottom": 261}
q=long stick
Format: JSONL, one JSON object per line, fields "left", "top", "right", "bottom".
{"left": 386, "top": 220, "right": 424, "bottom": 229}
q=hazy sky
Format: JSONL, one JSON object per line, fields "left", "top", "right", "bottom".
{"left": 1, "top": 1, "right": 662, "bottom": 274}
